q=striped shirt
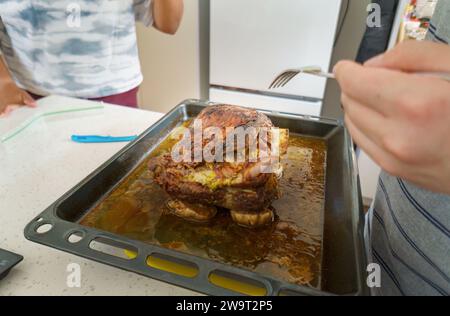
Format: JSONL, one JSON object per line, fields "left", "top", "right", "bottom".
{"left": 0, "top": 0, "right": 152, "bottom": 98}
{"left": 367, "top": 0, "right": 450, "bottom": 296}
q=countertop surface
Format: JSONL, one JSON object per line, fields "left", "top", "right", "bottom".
{"left": 0, "top": 96, "right": 197, "bottom": 296}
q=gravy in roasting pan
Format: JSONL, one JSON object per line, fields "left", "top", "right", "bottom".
{"left": 80, "top": 130, "right": 327, "bottom": 289}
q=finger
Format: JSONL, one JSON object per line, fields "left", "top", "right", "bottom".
{"left": 347, "top": 111, "right": 440, "bottom": 190}
{"left": 22, "top": 91, "right": 37, "bottom": 107}
{"left": 365, "top": 40, "right": 450, "bottom": 73}
{"left": 335, "top": 60, "right": 435, "bottom": 116}
{"left": 334, "top": 61, "right": 397, "bottom": 115}
{"left": 0, "top": 105, "right": 19, "bottom": 117}
{"left": 345, "top": 115, "right": 409, "bottom": 179}
{"left": 341, "top": 94, "right": 388, "bottom": 149}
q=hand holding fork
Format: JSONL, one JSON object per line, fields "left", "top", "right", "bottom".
{"left": 269, "top": 65, "right": 450, "bottom": 89}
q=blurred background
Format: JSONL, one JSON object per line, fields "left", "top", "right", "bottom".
{"left": 136, "top": 0, "right": 370, "bottom": 115}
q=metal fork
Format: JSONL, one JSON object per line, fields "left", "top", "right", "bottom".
{"left": 269, "top": 65, "right": 450, "bottom": 89}
{"left": 269, "top": 66, "right": 334, "bottom": 89}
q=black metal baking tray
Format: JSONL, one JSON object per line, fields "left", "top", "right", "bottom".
{"left": 0, "top": 248, "right": 23, "bottom": 280}
{"left": 24, "top": 99, "right": 368, "bottom": 296}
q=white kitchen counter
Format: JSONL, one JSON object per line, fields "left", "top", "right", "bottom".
{"left": 0, "top": 96, "right": 197, "bottom": 296}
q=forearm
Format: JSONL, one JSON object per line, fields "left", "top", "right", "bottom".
{"left": 0, "top": 56, "right": 14, "bottom": 85}
{"left": 152, "top": 0, "right": 184, "bottom": 35}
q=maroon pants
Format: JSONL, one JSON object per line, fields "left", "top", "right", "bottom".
{"left": 28, "top": 87, "right": 139, "bottom": 108}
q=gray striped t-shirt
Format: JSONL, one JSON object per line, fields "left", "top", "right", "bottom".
{"left": 367, "top": 0, "right": 450, "bottom": 296}
{"left": 0, "top": 0, "right": 152, "bottom": 98}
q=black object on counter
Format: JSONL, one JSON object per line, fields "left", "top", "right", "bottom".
{"left": 0, "top": 248, "right": 23, "bottom": 280}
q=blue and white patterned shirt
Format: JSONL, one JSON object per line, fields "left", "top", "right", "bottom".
{"left": 0, "top": 0, "right": 152, "bottom": 98}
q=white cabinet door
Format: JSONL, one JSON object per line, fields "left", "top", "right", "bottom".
{"left": 210, "top": 0, "right": 342, "bottom": 100}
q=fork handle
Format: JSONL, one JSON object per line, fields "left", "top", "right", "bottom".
{"left": 315, "top": 71, "right": 450, "bottom": 82}
{"left": 317, "top": 72, "right": 335, "bottom": 79}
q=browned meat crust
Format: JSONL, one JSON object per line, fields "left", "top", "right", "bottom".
{"left": 149, "top": 104, "right": 286, "bottom": 215}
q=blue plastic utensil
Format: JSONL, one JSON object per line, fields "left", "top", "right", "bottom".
{"left": 71, "top": 135, "right": 138, "bottom": 143}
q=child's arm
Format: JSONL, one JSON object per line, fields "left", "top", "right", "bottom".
{"left": 0, "top": 57, "right": 36, "bottom": 116}
{"left": 152, "top": 0, "right": 184, "bottom": 35}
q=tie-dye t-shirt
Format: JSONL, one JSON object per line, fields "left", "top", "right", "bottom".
{"left": 0, "top": 0, "right": 152, "bottom": 98}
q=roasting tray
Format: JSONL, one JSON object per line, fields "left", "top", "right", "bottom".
{"left": 24, "top": 99, "right": 368, "bottom": 296}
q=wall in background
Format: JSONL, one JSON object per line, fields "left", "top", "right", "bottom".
{"left": 137, "top": 0, "right": 369, "bottom": 116}
{"left": 322, "top": 0, "right": 371, "bottom": 119}
{"left": 136, "top": 0, "right": 209, "bottom": 113}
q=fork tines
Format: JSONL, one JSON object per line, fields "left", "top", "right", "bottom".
{"left": 269, "top": 70, "right": 300, "bottom": 89}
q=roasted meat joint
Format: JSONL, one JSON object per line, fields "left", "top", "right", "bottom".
{"left": 149, "top": 105, "right": 289, "bottom": 228}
